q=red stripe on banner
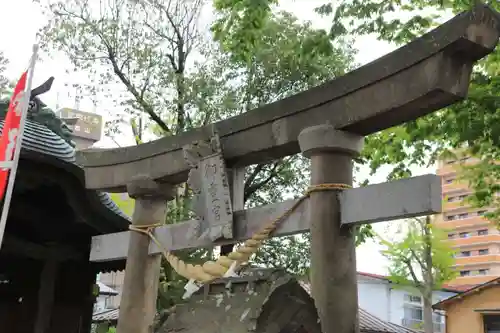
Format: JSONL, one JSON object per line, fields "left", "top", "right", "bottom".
{"left": 0, "top": 72, "right": 28, "bottom": 200}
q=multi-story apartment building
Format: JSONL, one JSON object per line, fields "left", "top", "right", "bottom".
{"left": 436, "top": 153, "right": 500, "bottom": 286}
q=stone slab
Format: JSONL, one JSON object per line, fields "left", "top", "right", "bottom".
{"left": 194, "top": 154, "right": 233, "bottom": 240}
{"left": 339, "top": 174, "right": 442, "bottom": 225}
{"left": 90, "top": 174, "right": 442, "bottom": 262}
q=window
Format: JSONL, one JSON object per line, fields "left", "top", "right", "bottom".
{"left": 433, "top": 312, "right": 444, "bottom": 324}
{"left": 104, "top": 296, "right": 115, "bottom": 309}
{"left": 459, "top": 213, "right": 469, "bottom": 219}
{"left": 447, "top": 215, "right": 456, "bottom": 221}
{"left": 447, "top": 196, "right": 456, "bottom": 202}
{"left": 460, "top": 270, "right": 470, "bottom": 276}
{"left": 478, "top": 210, "right": 488, "bottom": 216}
{"left": 458, "top": 194, "right": 468, "bottom": 200}
{"left": 404, "top": 306, "right": 423, "bottom": 321}
{"left": 448, "top": 233, "right": 455, "bottom": 239}
{"left": 446, "top": 160, "right": 456, "bottom": 165}
{"left": 478, "top": 269, "right": 489, "bottom": 275}
{"left": 459, "top": 232, "right": 470, "bottom": 238}
{"left": 478, "top": 229, "right": 489, "bottom": 236}
{"left": 460, "top": 156, "right": 470, "bottom": 162}
{"left": 484, "top": 315, "right": 500, "bottom": 333}
{"left": 404, "top": 294, "right": 422, "bottom": 304}
{"left": 445, "top": 178, "right": 455, "bottom": 184}
{"left": 479, "top": 249, "right": 489, "bottom": 255}
{"left": 460, "top": 251, "right": 471, "bottom": 257}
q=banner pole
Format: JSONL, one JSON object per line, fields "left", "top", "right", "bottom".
{"left": 0, "top": 44, "right": 39, "bottom": 248}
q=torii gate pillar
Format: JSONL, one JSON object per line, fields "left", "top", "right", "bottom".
{"left": 116, "top": 176, "right": 175, "bottom": 333}
{"left": 299, "top": 124, "right": 364, "bottom": 333}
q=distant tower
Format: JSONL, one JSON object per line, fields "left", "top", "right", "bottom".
{"left": 57, "top": 108, "right": 103, "bottom": 150}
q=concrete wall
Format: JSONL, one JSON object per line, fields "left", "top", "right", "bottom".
{"left": 445, "top": 285, "right": 500, "bottom": 333}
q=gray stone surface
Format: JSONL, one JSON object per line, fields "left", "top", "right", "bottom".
{"left": 90, "top": 174, "right": 441, "bottom": 262}
{"left": 77, "top": 5, "right": 500, "bottom": 191}
{"left": 157, "top": 268, "right": 321, "bottom": 333}
{"left": 340, "top": 174, "right": 442, "bottom": 225}
{"left": 126, "top": 175, "right": 175, "bottom": 200}
{"left": 183, "top": 134, "right": 233, "bottom": 241}
{"left": 298, "top": 125, "right": 364, "bottom": 157}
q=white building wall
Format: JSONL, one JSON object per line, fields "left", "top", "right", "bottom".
{"left": 357, "top": 278, "right": 391, "bottom": 321}
{"left": 357, "top": 276, "right": 457, "bottom": 332}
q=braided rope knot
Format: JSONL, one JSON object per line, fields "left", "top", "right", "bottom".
{"left": 128, "top": 183, "right": 351, "bottom": 285}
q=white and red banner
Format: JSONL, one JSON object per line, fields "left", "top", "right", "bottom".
{"left": 0, "top": 71, "right": 28, "bottom": 199}
{"left": 0, "top": 44, "right": 39, "bottom": 248}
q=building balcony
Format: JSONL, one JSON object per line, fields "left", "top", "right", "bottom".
{"left": 443, "top": 199, "right": 470, "bottom": 211}
{"left": 450, "top": 234, "right": 500, "bottom": 247}
{"left": 401, "top": 318, "right": 444, "bottom": 333}
{"left": 442, "top": 180, "right": 471, "bottom": 193}
{"left": 437, "top": 157, "right": 479, "bottom": 176}
{"left": 454, "top": 254, "right": 500, "bottom": 266}
{"left": 438, "top": 216, "right": 491, "bottom": 231}
{"left": 437, "top": 163, "right": 459, "bottom": 176}
{"left": 446, "top": 274, "right": 498, "bottom": 286}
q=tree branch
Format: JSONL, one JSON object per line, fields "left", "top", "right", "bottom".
{"left": 108, "top": 48, "right": 171, "bottom": 134}
{"left": 403, "top": 257, "right": 424, "bottom": 290}
{"left": 244, "top": 161, "right": 281, "bottom": 202}
{"left": 53, "top": 4, "right": 171, "bottom": 135}
{"left": 409, "top": 247, "right": 426, "bottom": 273}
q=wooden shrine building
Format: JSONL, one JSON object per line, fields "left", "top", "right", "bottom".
{"left": 0, "top": 95, "right": 129, "bottom": 333}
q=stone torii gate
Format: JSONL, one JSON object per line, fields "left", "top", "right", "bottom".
{"left": 81, "top": 5, "right": 500, "bottom": 333}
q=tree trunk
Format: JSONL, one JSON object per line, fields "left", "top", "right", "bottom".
{"left": 422, "top": 292, "right": 434, "bottom": 333}
{"left": 422, "top": 216, "right": 434, "bottom": 333}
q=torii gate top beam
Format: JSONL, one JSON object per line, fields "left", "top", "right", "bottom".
{"left": 77, "top": 4, "right": 500, "bottom": 192}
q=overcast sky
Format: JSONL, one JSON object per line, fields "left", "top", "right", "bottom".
{"left": 0, "top": 0, "right": 442, "bottom": 275}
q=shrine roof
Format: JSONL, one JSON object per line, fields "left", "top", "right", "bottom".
{"left": 0, "top": 98, "right": 130, "bottom": 234}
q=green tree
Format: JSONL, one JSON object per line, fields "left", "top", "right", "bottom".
{"left": 379, "top": 217, "right": 457, "bottom": 333}
{"left": 315, "top": 0, "right": 500, "bottom": 223}
{"left": 0, "top": 52, "right": 9, "bottom": 97}
{"left": 212, "top": 0, "right": 279, "bottom": 63}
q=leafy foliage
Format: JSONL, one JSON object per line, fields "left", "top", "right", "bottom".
{"left": 379, "top": 217, "right": 456, "bottom": 333}
{"left": 0, "top": 52, "right": 8, "bottom": 96}
{"left": 380, "top": 218, "right": 457, "bottom": 289}
{"left": 212, "top": 0, "right": 278, "bottom": 63}
{"left": 317, "top": 0, "right": 500, "bottom": 223}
